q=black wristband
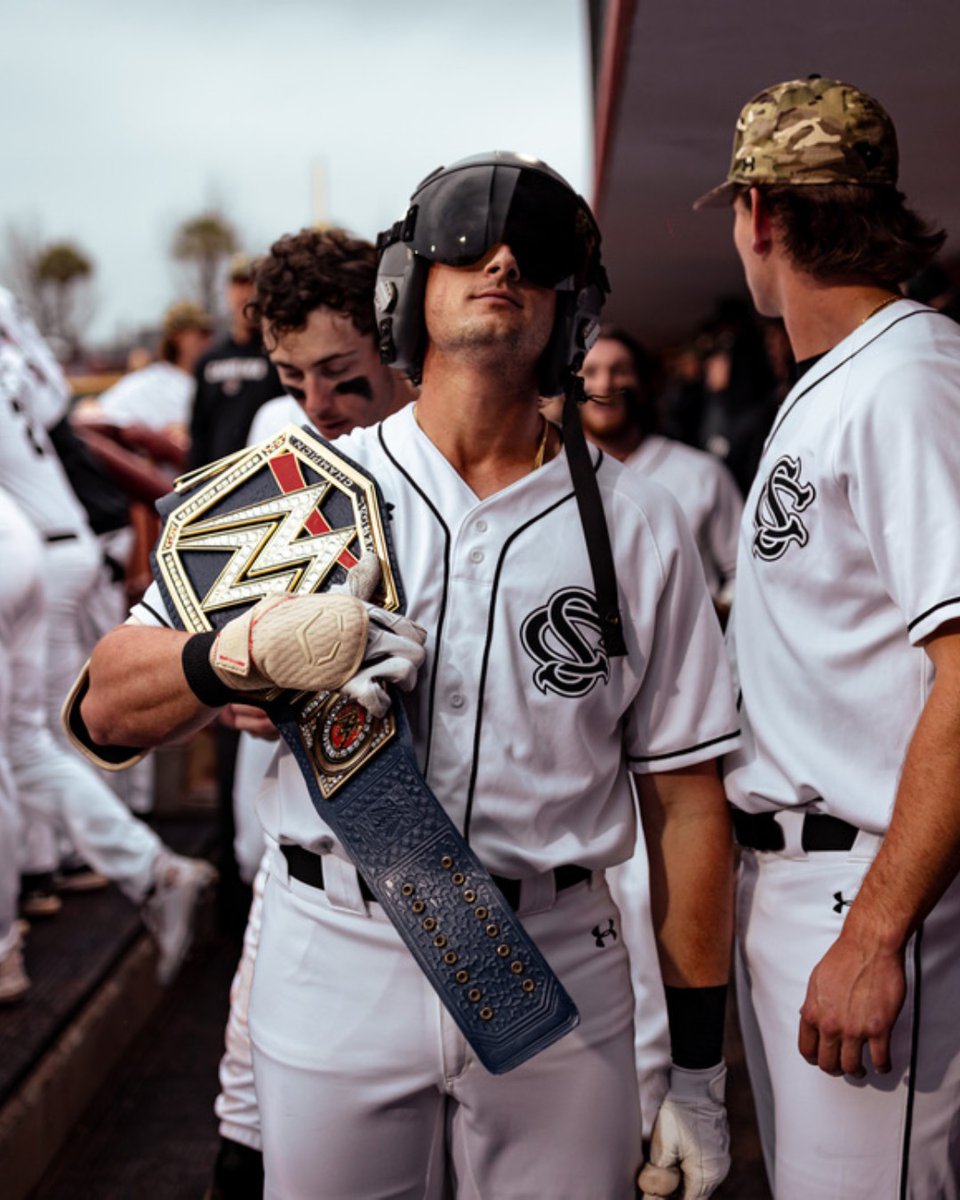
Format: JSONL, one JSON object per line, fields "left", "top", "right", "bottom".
{"left": 181, "top": 631, "right": 237, "bottom": 708}
{"left": 664, "top": 984, "right": 727, "bottom": 1070}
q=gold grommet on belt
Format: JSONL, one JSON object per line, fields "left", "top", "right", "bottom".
{"left": 467, "top": 987, "right": 482, "bottom": 1002}
{"left": 479, "top": 1006, "right": 494, "bottom": 1021}
{"left": 455, "top": 968, "right": 469, "bottom": 984}
{"left": 451, "top": 872, "right": 465, "bottom": 886}
{"left": 474, "top": 906, "right": 488, "bottom": 920}
{"left": 522, "top": 979, "right": 535, "bottom": 993}
{"left": 423, "top": 916, "right": 437, "bottom": 931}
{"left": 463, "top": 889, "right": 477, "bottom": 903}
{"left": 411, "top": 899, "right": 425, "bottom": 914}
{"left": 441, "top": 855, "right": 454, "bottom": 869}
{"left": 401, "top": 883, "right": 415, "bottom": 897}
{"left": 433, "top": 934, "right": 447, "bottom": 948}
{"left": 485, "top": 924, "right": 499, "bottom": 937}
{"left": 444, "top": 950, "right": 459, "bottom": 965}
{"left": 497, "top": 944, "right": 510, "bottom": 957}
{"left": 511, "top": 961, "right": 523, "bottom": 974}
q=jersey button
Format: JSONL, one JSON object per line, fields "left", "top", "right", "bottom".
{"left": 469, "top": 548, "right": 484, "bottom": 564}
{"left": 475, "top": 519, "right": 488, "bottom": 533}
{"left": 450, "top": 693, "right": 465, "bottom": 709}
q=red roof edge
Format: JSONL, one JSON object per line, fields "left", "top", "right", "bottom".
{"left": 592, "top": 0, "right": 636, "bottom": 216}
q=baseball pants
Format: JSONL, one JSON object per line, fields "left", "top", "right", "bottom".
{"left": 249, "top": 845, "right": 642, "bottom": 1199}
{"left": 736, "top": 814, "right": 960, "bottom": 1198}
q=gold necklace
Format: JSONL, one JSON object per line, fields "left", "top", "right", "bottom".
{"left": 859, "top": 294, "right": 899, "bottom": 327}
{"left": 413, "top": 404, "right": 551, "bottom": 472}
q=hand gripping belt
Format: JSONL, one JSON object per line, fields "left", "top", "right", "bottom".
{"left": 152, "top": 424, "right": 579, "bottom": 1074}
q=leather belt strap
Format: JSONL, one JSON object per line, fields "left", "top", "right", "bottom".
{"left": 281, "top": 845, "right": 592, "bottom": 913}
{"left": 732, "top": 808, "right": 859, "bottom": 853}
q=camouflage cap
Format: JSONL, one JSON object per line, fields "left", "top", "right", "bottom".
{"left": 693, "top": 75, "right": 899, "bottom": 209}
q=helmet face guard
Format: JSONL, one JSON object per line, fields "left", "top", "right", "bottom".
{"left": 375, "top": 152, "right": 609, "bottom": 394}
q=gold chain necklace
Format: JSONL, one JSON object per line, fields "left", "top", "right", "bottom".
{"left": 858, "top": 294, "right": 899, "bottom": 327}
{"left": 413, "top": 404, "right": 551, "bottom": 472}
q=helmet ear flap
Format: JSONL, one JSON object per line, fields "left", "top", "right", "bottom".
{"left": 537, "top": 280, "right": 606, "bottom": 397}
{"left": 375, "top": 243, "right": 429, "bottom": 386}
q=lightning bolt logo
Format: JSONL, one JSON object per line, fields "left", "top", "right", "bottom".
{"left": 178, "top": 481, "right": 356, "bottom": 611}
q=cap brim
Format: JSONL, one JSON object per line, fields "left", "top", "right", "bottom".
{"left": 692, "top": 180, "right": 737, "bottom": 210}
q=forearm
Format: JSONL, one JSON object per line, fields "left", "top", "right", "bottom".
{"left": 841, "top": 649, "right": 960, "bottom": 954}
{"left": 82, "top": 623, "right": 217, "bottom": 748}
{"left": 637, "top": 761, "right": 734, "bottom": 987}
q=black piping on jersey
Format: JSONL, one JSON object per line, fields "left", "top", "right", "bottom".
{"left": 139, "top": 599, "right": 173, "bottom": 629}
{"left": 463, "top": 450, "right": 604, "bottom": 843}
{"left": 627, "top": 728, "right": 740, "bottom": 766}
{"left": 907, "top": 595, "right": 960, "bottom": 634}
{"left": 762, "top": 310, "right": 944, "bottom": 457}
{"left": 378, "top": 423, "right": 451, "bottom": 779}
{"left": 898, "top": 924, "right": 924, "bottom": 1200}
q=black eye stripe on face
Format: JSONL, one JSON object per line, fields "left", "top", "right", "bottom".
{"left": 332, "top": 376, "right": 374, "bottom": 402}
{"left": 283, "top": 384, "right": 306, "bottom": 402}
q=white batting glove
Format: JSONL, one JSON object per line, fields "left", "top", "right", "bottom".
{"left": 638, "top": 1062, "right": 730, "bottom": 1199}
{"left": 340, "top": 606, "right": 427, "bottom": 717}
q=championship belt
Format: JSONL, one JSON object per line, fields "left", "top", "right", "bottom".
{"left": 152, "top": 424, "right": 579, "bottom": 1074}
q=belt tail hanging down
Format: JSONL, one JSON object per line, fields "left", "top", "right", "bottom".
{"left": 152, "top": 423, "right": 580, "bottom": 1074}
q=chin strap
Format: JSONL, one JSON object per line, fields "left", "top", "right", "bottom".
{"left": 561, "top": 374, "right": 627, "bottom": 657}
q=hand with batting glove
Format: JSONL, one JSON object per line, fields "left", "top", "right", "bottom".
{"left": 638, "top": 1062, "right": 730, "bottom": 1199}
{"left": 207, "top": 552, "right": 426, "bottom": 715}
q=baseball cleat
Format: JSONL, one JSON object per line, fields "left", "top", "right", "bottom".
{"left": 0, "top": 942, "right": 30, "bottom": 1003}
{"left": 56, "top": 864, "right": 110, "bottom": 893}
{"left": 141, "top": 851, "right": 218, "bottom": 986}
{"left": 19, "top": 873, "right": 63, "bottom": 918}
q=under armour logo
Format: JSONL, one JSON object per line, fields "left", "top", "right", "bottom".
{"left": 753, "top": 455, "right": 816, "bottom": 561}
{"left": 832, "top": 891, "right": 853, "bottom": 914}
{"left": 591, "top": 918, "right": 617, "bottom": 948}
{"left": 521, "top": 587, "right": 610, "bottom": 698}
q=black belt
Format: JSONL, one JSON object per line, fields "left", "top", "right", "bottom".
{"left": 281, "top": 845, "right": 592, "bottom": 912}
{"left": 732, "top": 808, "right": 859, "bottom": 853}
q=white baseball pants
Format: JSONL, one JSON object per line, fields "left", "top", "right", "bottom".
{"left": 249, "top": 847, "right": 642, "bottom": 1199}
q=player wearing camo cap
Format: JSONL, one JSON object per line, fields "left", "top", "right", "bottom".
{"left": 697, "top": 75, "right": 960, "bottom": 1197}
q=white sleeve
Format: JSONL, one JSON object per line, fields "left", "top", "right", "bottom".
{"left": 622, "top": 491, "right": 741, "bottom": 772}
{"left": 839, "top": 357, "right": 960, "bottom": 645}
{"left": 247, "top": 395, "right": 302, "bottom": 445}
{"left": 130, "top": 580, "right": 177, "bottom": 629}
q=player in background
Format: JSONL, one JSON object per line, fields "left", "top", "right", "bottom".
{"left": 206, "top": 226, "right": 412, "bottom": 1200}
{"left": 76, "top": 154, "right": 739, "bottom": 1199}
{"left": 187, "top": 253, "right": 282, "bottom": 471}
{"left": 697, "top": 75, "right": 960, "bottom": 1197}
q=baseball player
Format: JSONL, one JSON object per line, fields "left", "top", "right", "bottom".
{"left": 207, "top": 227, "right": 413, "bottom": 1200}
{"left": 697, "top": 75, "right": 960, "bottom": 1197}
{"left": 566, "top": 326, "right": 743, "bottom": 1139}
{"left": 77, "top": 153, "right": 739, "bottom": 1199}
{"left": 0, "top": 321, "right": 215, "bottom": 980}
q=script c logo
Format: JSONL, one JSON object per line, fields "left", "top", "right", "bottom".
{"left": 521, "top": 587, "right": 610, "bottom": 698}
{"left": 752, "top": 454, "right": 816, "bottom": 562}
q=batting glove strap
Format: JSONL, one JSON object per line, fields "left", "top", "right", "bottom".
{"left": 638, "top": 1062, "right": 730, "bottom": 1200}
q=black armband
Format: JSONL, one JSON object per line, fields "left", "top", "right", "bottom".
{"left": 181, "top": 631, "right": 237, "bottom": 708}
{"left": 664, "top": 984, "right": 728, "bottom": 1069}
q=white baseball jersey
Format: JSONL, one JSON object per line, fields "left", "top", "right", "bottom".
{"left": 246, "top": 394, "right": 301, "bottom": 444}
{"left": 0, "top": 338, "right": 91, "bottom": 539}
{"left": 726, "top": 299, "right": 960, "bottom": 1198}
{"left": 96, "top": 361, "right": 194, "bottom": 430}
{"left": 622, "top": 435, "right": 742, "bottom": 602}
{"left": 136, "top": 403, "right": 740, "bottom": 873}
{"left": 725, "top": 300, "right": 960, "bottom": 832}
{"left": 0, "top": 288, "right": 72, "bottom": 428}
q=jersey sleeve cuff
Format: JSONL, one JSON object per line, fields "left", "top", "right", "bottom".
{"left": 627, "top": 728, "right": 741, "bottom": 774}
{"left": 907, "top": 596, "right": 960, "bottom": 645}
{"left": 60, "top": 662, "right": 146, "bottom": 772}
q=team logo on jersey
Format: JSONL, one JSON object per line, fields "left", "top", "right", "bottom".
{"left": 752, "top": 455, "right": 817, "bottom": 561}
{"left": 521, "top": 587, "right": 610, "bottom": 697}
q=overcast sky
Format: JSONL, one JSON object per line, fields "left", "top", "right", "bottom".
{"left": 0, "top": 0, "right": 592, "bottom": 346}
